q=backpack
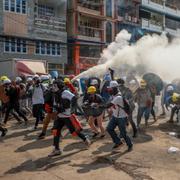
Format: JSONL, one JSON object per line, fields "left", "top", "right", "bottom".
{"left": 116, "top": 94, "right": 131, "bottom": 115}
{"left": 122, "top": 97, "right": 131, "bottom": 115}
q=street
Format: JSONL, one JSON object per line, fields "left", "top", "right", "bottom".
{"left": 0, "top": 117, "right": 180, "bottom": 180}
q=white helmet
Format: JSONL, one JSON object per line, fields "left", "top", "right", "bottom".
{"left": 166, "top": 85, "right": 174, "bottom": 92}
{"left": 40, "top": 75, "right": 49, "bottom": 81}
{"left": 15, "top": 77, "right": 22, "bottom": 82}
{"left": 33, "top": 74, "right": 40, "bottom": 80}
{"left": 108, "top": 81, "right": 119, "bottom": 88}
{"left": 27, "top": 77, "right": 33, "bottom": 82}
{"left": 129, "top": 80, "right": 136, "bottom": 85}
{"left": 90, "top": 79, "right": 98, "bottom": 85}
{"left": 3, "top": 79, "right": 11, "bottom": 85}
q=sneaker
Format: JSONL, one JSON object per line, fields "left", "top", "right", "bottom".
{"left": 48, "top": 148, "right": 62, "bottom": 157}
{"left": 38, "top": 132, "right": 46, "bottom": 139}
{"left": 85, "top": 137, "right": 91, "bottom": 147}
{"left": 1, "top": 128, "right": 7, "bottom": 137}
{"left": 112, "top": 142, "right": 123, "bottom": 150}
{"left": 100, "top": 134, "right": 105, "bottom": 138}
{"left": 92, "top": 132, "right": 99, "bottom": 138}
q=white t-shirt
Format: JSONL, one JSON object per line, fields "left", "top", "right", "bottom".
{"left": 111, "top": 95, "right": 127, "bottom": 118}
{"left": 32, "top": 86, "right": 44, "bottom": 105}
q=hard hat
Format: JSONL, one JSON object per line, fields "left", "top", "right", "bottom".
{"left": 172, "top": 93, "right": 180, "bottom": 103}
{"left": 87, "top": 86, "right": 96, "bottom": 94}
{"left": 40, "top": 75, "right": 49, "bottom": 81}
{"left": 108, "top": 81, "right": 119, "bottom": 88}
{"left": 64, "top": 78, "right": 71, "bottom": 84}
{"left": 27, "top": 77, "right": 33, "bottom": 82}
{"left": 140, "top": 79, "right": 147, "bottom": 87}
{"left": 129, "top": 80, "right": 136, "bottom": 85}
{"left": 166, "top": 85, "right": 174, "bottom": 92}
{"left": 15, "top": 77, "right": 22, "bottom": 82}
{"left": 0, "top": 76, "right": 8, "bottom": 81}
{"left": 3, "top": 79, "right": 11, "bottom": 85}
{"left": 33, "top": 74, "right": 40, "bottom": 81}
{"left": 90, "top": 79, "right": 98, "bottom": 85}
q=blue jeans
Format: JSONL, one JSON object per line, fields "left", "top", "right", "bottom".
{"left": 107, "top": 116, "right": 133, "bottom": 147}
{"left": 137, "top": 107, "right": 151, "bottom": 127}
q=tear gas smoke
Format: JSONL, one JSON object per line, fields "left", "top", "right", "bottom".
{"left": 75, "top": 30, "right": 180, "bottom": 82}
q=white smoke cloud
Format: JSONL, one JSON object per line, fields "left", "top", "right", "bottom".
{"left": 75, "top": 30, "right": 180, "bottom": 82}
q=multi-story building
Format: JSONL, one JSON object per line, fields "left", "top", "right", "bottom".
{"left": 116, "top": 0, "right": 180, "bottom": 40}
{"left": 0, "top": 0, "right": 67, "bottom": 76}
{"left": 67, "top": 0, "right": 117, "bottom": 75}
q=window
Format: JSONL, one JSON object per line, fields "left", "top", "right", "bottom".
{"left": 38, "top": 4, "right": 54, "bottom": 17}
{"left": 4, "top": 37, "right": 27, "bottom": 53}
{"left": 106, "top": 22, "right": 112, "bottom": 43}
{"left": 16, "top": 0, "right": 21, "bottom": 13}
{"left": 4, "top": 0, "right": 27, "bottom": 14}
{"left": 5, "top": 0, "right": 9, "bottom": 11}
{"left": 11, "top": 0, "right": 15, "bottom": 12}
{"left": 35, "top": 41, "right": 61, "bottom": 56}
{"left": 106, "top": 0, "right": 112, "bottom": 17}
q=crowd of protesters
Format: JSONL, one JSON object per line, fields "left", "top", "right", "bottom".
{"left": 0, "top": 69, "right": 180, "bottom": 157}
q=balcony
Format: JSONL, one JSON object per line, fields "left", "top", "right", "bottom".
{"left": 165, "top": 28, "right": 180, "bottom": 37}
{"left": 77, "top": 6, "right": 101, "bottom": 16}
{"left": 77, "top": 25, "right": 103, "bottom": 42}
{"left": 141, "top": 0, "right": 164, "bottom": 12}
{"left": 141, "top": 18, "right": 163, "bottom": 32}
{"left": 141, "top": 0, "right": 180, "bottom": 19}
{"left": 117, "top": 15, "right": 140, "bottom": 26}
{"left": 34, "top": 15, "right": 66, "bottom": 32}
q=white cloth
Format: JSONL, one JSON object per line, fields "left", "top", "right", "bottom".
{"left": 58, "top": 90, "right": 75, "bottom": 118}
{"left": 32, "top": 86, "right": 44, "bottom": 105}
{"left": 111, "top": 95, "right": 127, "bottom": 118}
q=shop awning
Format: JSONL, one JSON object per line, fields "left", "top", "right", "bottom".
{"left": 15, "top": 60, "right": 46, "bottom": 76}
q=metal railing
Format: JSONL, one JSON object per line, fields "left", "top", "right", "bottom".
{"left": 34, "top": 15, "right": 66, "bottom": 32}
{"left": 78, "top": 25, "right": 102, "bottom": 38}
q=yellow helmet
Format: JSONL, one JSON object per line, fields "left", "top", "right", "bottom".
{"left": 87, "top": 86, "right": 96, "bottom": 94}
{"left": 140, "top": 79, "right": 147, "bottom": 87}
{"left": 64, "top": 78, "right": 71, "bottom": 84}
{"left": 0, "top": 76, "right": 8, "bottom": 81}
{"left": 172, "top": 93, "right": 180, "bottom": 103}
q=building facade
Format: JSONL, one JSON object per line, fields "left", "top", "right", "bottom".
{"left": 0, "top": 0, "right": 67, "bottom": 75}
{"left": 67, "top": 0, "right": 117, "bottom": 75}
{"left": 116, "top": 0, "right": 180, "bottom": 40}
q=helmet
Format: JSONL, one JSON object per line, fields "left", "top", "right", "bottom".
{"left": 40, "top": 75, "right": 49, "bottom": 81}
{"left": 166, "top": 85, "right": 174, "bottom": 92}
{"left": 27, "top": 77, "right": 33, "bottom": 82}
{"left": 64, "top": 78, "right": 71, "bottom": 84}
{"left": 3, "top": 79, "right": 11, "bottom": 85}
{"left": 87, "top": 86, "right": 96, "bottom": 94}
{"left": 140, "top": 79, "right": 147, "bottom": 88}
{"left": 33, "top": 74, "right": 40, "bottom": 81}
{"left": 108, "top": 81, "right": 119, "bottom": 88}
{"left": 129, "top": 80, "right": 136, "bottom": 85}
{"left": 90, "top": 79, "right": 98, "bottom": 85}
{"left": 0, "top": 76, "right": 8, "bottom": 81}
{"left": 172, "top": 93, "right": 180, "bottom": 103}
{"left": 15, "top": 77, "right": 22, "bottom": 82}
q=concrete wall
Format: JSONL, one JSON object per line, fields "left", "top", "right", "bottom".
{"left": 0, "top": 0, "right": 68, "bottom": 73}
